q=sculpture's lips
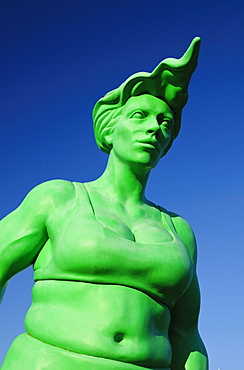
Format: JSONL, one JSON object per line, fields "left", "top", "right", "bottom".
{"left": 136, "top": 140, "right": 158, "bottom": 152}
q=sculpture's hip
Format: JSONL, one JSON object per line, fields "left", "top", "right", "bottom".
{"left": 1, "top": 333, "right": 170, "bottom": 370}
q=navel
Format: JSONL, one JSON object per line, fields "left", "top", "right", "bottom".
{"left": 114, "top": 332, "right": 124, "bottom": 343}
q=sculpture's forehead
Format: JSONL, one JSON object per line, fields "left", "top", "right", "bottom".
{"left": 123, "top": 94, "right": 173, "bottom": 116}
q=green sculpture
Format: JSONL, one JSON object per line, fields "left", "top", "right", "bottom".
{"left": 0, "top": 38, "right": 208, "bottom": 369}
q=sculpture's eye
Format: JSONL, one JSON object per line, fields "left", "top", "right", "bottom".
{"left": 130, "top": 111, "right": 145, "bottom": 119}
{"left": 157, "top": 114, "right": 173, "bottom": 131}
{"left": 161, "top": 120, "right": 172, "bottom": 130}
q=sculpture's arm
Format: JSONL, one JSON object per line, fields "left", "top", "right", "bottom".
{"left": 169, "top": 215, "right": 208, "bottom": 370}
{"left": 169, "top": 273, "right": 208, "bottom": 369}
{"left": 0, "top": 180, "right": 75, "bottom": 303}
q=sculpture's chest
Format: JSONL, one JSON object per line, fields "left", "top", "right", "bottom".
{"left": 35, "top": 204, "right": 193, "bottom": 307}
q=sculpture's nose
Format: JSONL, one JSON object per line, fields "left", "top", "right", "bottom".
{"left": 146, "top": 117, "right": 160, "bottom": 135}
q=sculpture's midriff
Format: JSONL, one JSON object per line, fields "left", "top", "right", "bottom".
{"left": 23, "top": 182, "right": 193, "bottom": 368}
{"left": 25, "top": 280, "right": 172, "bottom": 368}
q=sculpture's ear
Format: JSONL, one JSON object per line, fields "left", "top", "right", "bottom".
{"left": 103, "top": 116, "right": 118, "bottom": 146}
{"left": 104, "top": 133, "right": 113, "bottom": 145}
{"left": 103, "top": 125, "right": 114, "bottom": 147}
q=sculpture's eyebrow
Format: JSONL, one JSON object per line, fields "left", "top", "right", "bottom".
{"left": 123, "top": 105, "right": 146, "bottom": 116}
{"left": 125, "top": 103, "right": 155, "bottom": 114}
{"left": 161, "top": 113, "right": 174, "bottom": 120}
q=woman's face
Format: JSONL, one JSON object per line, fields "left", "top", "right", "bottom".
{"left": 107, "top": 94, "right": 174, "bottom": 170}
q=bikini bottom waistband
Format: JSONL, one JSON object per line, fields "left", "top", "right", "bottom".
{"left": 1, "top": 333, "right": 170, "bottom": 370}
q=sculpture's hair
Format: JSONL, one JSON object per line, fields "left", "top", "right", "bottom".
{"left": 93, "top": 37, "right": 201, "bottom": 155}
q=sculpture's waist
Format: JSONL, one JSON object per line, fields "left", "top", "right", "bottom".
{"left": 2, "top": 333, "right": 171, "bottom": 370}
{"left": 24, "top": 280, "right": 172, "bottom": 368}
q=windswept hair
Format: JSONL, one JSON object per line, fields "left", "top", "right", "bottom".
{"left": 93, "top": 37, "right": 201, "bottom": 154}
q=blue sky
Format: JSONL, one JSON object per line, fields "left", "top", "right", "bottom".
{"left": 0, "top": 1, "right": 244, "bottom": 368}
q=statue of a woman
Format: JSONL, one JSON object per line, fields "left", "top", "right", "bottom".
{"left": 0, "top": 38, "right": 208, "bottom": 369}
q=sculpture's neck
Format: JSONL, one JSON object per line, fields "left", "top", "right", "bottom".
{"left": 96, "top": 151, "right": 151, "bottom": 205}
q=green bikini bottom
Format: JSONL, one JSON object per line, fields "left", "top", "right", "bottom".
{"left": 1, "top": 333, "right": 169, "bottom": 370}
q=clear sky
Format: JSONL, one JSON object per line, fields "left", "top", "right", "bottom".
{"left": 0, "top": 1, "right": 243, "bottom": 368}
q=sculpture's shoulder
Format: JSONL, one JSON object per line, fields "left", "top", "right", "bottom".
{"left": 162, "top": 208, "right": 197, "bottom": 266}
{"left": 22, "top": 179, "right": 77, "bottom": 215}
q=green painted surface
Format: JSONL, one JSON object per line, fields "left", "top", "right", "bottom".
{"left": 0, "top": 38, "right": 208, "bottom": 369}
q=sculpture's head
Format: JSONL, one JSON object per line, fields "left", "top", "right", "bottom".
{"left": 93, "top": 37, "right": 201, "bottom": 157}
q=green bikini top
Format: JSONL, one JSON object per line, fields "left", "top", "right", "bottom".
{"left": 34, "top": 182, "right": 193, "bottom": 309}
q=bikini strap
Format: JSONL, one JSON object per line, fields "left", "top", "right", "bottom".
{"left": 158, "top": 206, "right": 177, "bottom": 235}
{"left": 72, "top": 182, "right": 91, "bottom": 208}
